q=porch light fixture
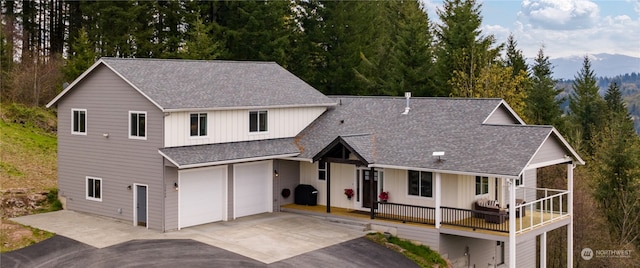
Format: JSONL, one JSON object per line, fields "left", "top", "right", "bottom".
{"left": 127, "top": 185, "right": 132, "bottom": 190}
{"left": 433, "top": 151, "right": 445, "bottom": 162}
{"left": 174, "top": 182, "right": 179, "bottom": 191}
{"left": 274, "top": 170, "right": 279, "bottom": 177}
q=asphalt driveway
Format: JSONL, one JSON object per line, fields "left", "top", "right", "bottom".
{"left": 4, "top": 211, "right": 418, "bottom": 267}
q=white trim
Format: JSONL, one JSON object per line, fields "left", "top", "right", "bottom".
{"left": 188, "top": 112, "right": 208, "bottom": 138}
{"left": 369, "top": 163, "right": 519, "bottom": 180}
{"left": 163, "top": 103, "right": 337, "bottom": 113}
{"left": 85, "top": 176, "right": 102, "bottom": 201}
{"left": 523, "top": 129, "right": 585, "bottom": 172}
{"left": 158, "top": 151, "right": 299, "bottom": 169}
{"left": 133, "top": 183, "right": 149, "bottom": 229}
{"left": 483, "top": 100, "right": 526, "bottom": 125}
{"left": 248, "top": 110, "right": 269, "bottom": 134}
{"left": 128, "top": 111, "right": 148, "bottom": 140}
{"left": 71, "top": 108, "right": 87, "bottom": 135}
{"left": 434, "top": 172, "right": 441, "bottom": 229}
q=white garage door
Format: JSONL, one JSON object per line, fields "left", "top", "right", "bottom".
{"left": 234, "top": 161, "right": 272, "bottom": 218}
{"left": 179, "top": 166, "right": 227, "bottom": 229}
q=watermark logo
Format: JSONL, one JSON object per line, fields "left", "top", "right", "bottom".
{"left": 581, "top": 247, "right": 633, "bottom": 260}
{"left": 581, "top": 248, "right": 593, "bottom": 260}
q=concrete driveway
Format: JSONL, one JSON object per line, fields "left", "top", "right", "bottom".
{"left": 5, "top": 210, "right": 418, "bottom": 267}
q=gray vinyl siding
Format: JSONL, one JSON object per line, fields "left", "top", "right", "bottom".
{"left": 439, "top": 234, "right": 502, "bottom": 268}
{"left": 522, "top": 169, "right": 537, "bottom": 202}
{"left": 227, "top": 165, "right": 234, "bottom": 220}
{"left": 396, "top": 225, "right": 439, "bottom": 251}
{"left": 484, "top": 105, "right": 521, "bottom": 125}
{"left": 529, "top": 135, "right": 568, "bottom": 165}
{"left": 57, "top": 64, "right": 165, "bottom": 230}
{"left": 273, "top": 160, "right": 299, "bottom": 211}
{"left": 164, "top": 164, "right": 178, "bottom": 231}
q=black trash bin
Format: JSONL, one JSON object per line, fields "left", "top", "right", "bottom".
{"left": 294, "top": 184, "right": 318, "bottom": 206}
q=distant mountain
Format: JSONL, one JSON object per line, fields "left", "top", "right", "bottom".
{"left": 529, "top": 53, "right": 640, "bottom": 80}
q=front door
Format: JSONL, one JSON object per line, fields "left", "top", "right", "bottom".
{"left": 362, "top": 170, "right": 378, "bottom": 208}
{"left": 136, "top": 185, "right": 147, "bottom": 227}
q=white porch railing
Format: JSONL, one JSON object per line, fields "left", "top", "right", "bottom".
{"left": 514, "top": 187, "right": 570, "bottom": 234}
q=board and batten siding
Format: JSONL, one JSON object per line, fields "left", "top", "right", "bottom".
{"left": 57, "top": 64, "right": 165, "bottom": 230}
{"left": 163, "top": 107, "right": 326, "bottom": 147}
{"left": 273, "top": 160, "right": 300, "bottom": 211}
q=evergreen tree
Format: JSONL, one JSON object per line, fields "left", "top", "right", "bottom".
{"left": 568, "top": 56, "right": 606, "bottom": 154}
{"left": 604, "top": 82, "right": 636, "bottom": 135}
{"left": 505, "top": 34, "right": 528, "bottom": 77}
{"left": 525, "top": 47, "right": 563, "bottom": 127}
{"left": 63, "top": 28, "right": 96, "bottom": 82}
{"left": 434, "top": 0, "right": 501, "bottom": 96}
{"left": 179, "top": 18, "right": 224, "bottom": 60}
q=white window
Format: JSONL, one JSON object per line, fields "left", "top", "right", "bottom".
{"left": 190, "top": 113, "right": 207, "bottom": 137}
{"left": 318, "top": 160, "right": 327, "bottom": 180}
{"left": 129, "top": 111, "right": 147, "bottom": 139}
{"left": 71, "top": 109, "right": 87, "bottom": 134}
{"left": 249, "top": 110, "right": 268, "bottom": 133}
{"left": 476, "top": 176, "right": 489, "bottom": 195}
{"left": 408, "top": 170, "right": 432, "bottom": 197}
{"left": 86, "top": 177, "right": 102, "bottom": 201}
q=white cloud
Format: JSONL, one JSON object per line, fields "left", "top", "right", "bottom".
{"left": 519, "top": 0, "right": 600, "bottom": 30}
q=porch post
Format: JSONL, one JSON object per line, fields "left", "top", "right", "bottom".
{"left": 434, "top": 172, "right": 441, "bottom": 228}
{"left": 326, "top": 161, "right": 331, "bottom": 213}
{"left": 541, "top": 232, "right": 547, "bottom": 268}
{"left": 509, "top": 178, "right": 516, "bottom": 268}
{"left": 567, "top": 163, "right": 574, "bottom": 267}
{"left": 370, "top": 166, "right": 375, "bottom": 219}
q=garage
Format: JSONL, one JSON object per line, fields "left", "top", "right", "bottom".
{"left": 233, "top": 161, "right": 273, "bottom": 218}
{"left": 179, "top": 166, "right": 227, "bottom": 229}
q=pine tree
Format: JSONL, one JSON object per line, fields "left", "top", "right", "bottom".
{"left": 434, "top": 0, "right": 501, "bottom": 96}
{"left": 525, "top": 47, "right": 563, "bottom": 127}
{"left": 604, "top": 82, "right": 636, "bottom": 136}
{"left": 63, "top": 28, "right": 96, "bottom": 82}
{"left": 568, "top": 56, "right": 606, "bottom": 154}
{"left": 179, "top": 18, "right": 224, "bottom": 60}
{"left": 505, "top": 34, "right": 528, "bottom": 78}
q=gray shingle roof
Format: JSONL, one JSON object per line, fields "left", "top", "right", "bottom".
{"left": 295, "top": 97, "right": 557, "bottom": 177}
{"left": 100, "top": 58, "right": 335, "bottom": 110}
{"left": 160, "top": 138, "right": 299, "bottom": 168}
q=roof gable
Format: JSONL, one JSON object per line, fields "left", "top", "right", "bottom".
{"left": 483, "top": 101, "right": 525, "bottom": 125}
{"left": 48, "top": 58, "right": 336, "bottom": 111}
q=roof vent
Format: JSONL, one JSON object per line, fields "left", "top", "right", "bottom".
{"left": 401, "top": 92, "right": 411, "bottom": 115}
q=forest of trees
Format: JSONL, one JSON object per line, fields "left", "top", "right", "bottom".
{"left": 1, "top": 0, "right": 638, "bottom": 266}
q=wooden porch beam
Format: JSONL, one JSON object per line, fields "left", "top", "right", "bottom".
{"left": 323, "top": 157, "right": 365, "bottom": 166}
{"left": 370, "top": 166, "right": 375, "bottom": 219}
{"left": 326, "top": 161, "right": 331, "bottom": 213}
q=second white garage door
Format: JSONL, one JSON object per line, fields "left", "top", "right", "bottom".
{"left": 234, "top": 161, "right": 272, "bottom": 218}
{"left": 179, "top": 166, "right": 227, "bottom": 229}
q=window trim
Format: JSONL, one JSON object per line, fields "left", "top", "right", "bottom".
{"left": 249, "top": 110, "right": 268, "bottom": 133}
{"left": 86, "top": 176, "right": 102, "bottom": 201}
{"left": 129, "top": 111, "right": 147, "bottom": 140}
{"left": 71, "top": 108, "right": 87, "bottom": 135}
{"left": 318, "top": 160, "right": 327, "bottom": 181}
{"left": 407, "top": 170, "right": 433, "bottom": 198}
{"left": 515, "top": 174, "right": 523, "bottom": 187}
{"left": 476, "top": 176, "right": 489, "bottom": 195}
{"left": 189, "top": 112, "right": 208, "bottom": 137}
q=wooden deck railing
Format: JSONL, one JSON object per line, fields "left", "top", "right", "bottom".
{"left": 374, "top": 202, "right": 435, "bottom": 225}
{"left": 440, "top": 206, "right": 510, "bottom": 232}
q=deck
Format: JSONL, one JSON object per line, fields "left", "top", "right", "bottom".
{"left": 281, "top": 203, "right": 570, "bottom": 239}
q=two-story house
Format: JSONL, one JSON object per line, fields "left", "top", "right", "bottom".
{"left": 47, "top": 58, "right": 583, "bottom": 267}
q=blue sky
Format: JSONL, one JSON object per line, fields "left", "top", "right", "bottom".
{"left": 423, "top": 0, "right": 640, "bottom": 59}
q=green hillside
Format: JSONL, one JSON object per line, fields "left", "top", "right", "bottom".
{"left": 0, "top": 103, "right": 57, "bottom": 191}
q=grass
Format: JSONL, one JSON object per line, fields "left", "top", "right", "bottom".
{"left": 0, "top": 103, "right": 57, "bottom": 190}
{"left": 0, "top": 103, "right": 59, "bottom": 252}
{"left": 366, "top": 232, "right": 448, "bottom": 268}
